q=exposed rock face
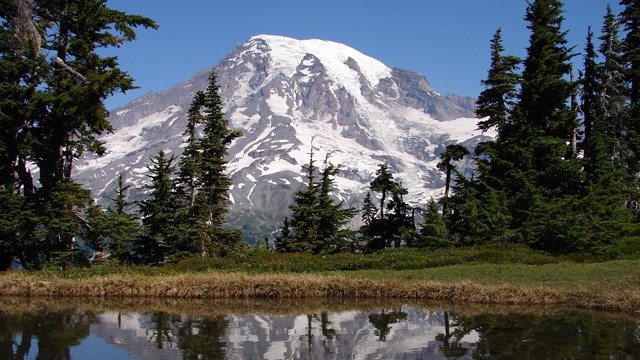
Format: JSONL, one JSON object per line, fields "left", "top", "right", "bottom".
{"left": 73, "top": 35, "right": 493, "bottom": 237}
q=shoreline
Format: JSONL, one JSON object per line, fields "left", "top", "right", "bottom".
{"left": 0, "top": 271, "right": 638, "bottom": 314}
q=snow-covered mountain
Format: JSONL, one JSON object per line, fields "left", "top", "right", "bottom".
{"left": 73, "top": 34, "right": 493, "bottom": 237}
{"left": 91, "top": 306, "right": 479, "bottom": 359}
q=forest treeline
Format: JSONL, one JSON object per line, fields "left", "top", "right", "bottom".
{"left": 1, "top": 0, "right": 640, "bottom": 270}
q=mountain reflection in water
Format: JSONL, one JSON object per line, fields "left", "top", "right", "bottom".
{"left": 0, "top": 298, "right": 638, "bottom": 359}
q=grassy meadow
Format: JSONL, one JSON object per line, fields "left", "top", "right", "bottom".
{"left": 0, "top": 244, "right": 638, "bottom": 313}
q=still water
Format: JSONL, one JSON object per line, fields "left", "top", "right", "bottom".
{"left": 1, "top": 297, "right": 639, "bottom": 359}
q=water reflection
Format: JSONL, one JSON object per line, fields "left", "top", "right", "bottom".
{"left": 0, "top": 298, "right": 638, "bottom": 359}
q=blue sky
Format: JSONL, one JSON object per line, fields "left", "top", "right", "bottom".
{"left": 104, "top": 0, "right": 622, "bottom": 110}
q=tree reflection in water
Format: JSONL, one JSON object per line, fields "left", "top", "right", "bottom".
{"left": 368, "top": 308, "right": 408, "bottom": 341}
{"left": 446, "top": 311, "right": 640, "bottom": 359}
{"left": 0, "top": 302, "right": 639, "bottom": 359}
{"left": 0, "top": 309, "right": 96, "bottom": 360}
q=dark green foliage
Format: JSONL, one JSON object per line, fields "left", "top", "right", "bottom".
{"left": 365, "top": 164, "right": 417, "bottom": 250}
{"left": 361, "top": 192, "right": 377, "bottom": 226}
{"left": 0, "top": 0, "right": 156, "bottom": 268}
{"left": 166, "top": 244, "right": 556, "bottom": 274}
{"left": 446, "top": 0, "right": 639, "bottom": 254}
{"left": 137, "top": 151, "right": 182, "bottom": 265}
{"left": 288, "top": 149, "right": 357, "bottom": 254}
{"left": 416, "top": 199, "right": 450, "bottom": 249}
{"left": 176, "top": 70, "right": 243, "bottom": 257}
{"left": 84, "top": 174, "right": 138, "bottom": 264}
{"left": 436, "top": 144, "right": 469, "bottom": 215}
{"left": 370, "top": 164, "right": 394, "bottom": 221}
{"left": 275, "top": 216, "right": 293, "bottom": 252}
{"left": 476, "top": 28, "right": 521, "bottom": 134}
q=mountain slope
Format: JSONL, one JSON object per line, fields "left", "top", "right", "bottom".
{"left": 73, "top": 35, "right": 492, "bottom": 236}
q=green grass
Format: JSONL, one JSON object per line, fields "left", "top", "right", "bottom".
{"left": 4, "top": 245, "right": 640, "bottom": 311}
{"left": 335, "top": 260, "right": 640, "bottom": 292}
{"left": 21, "top": 243, "right": 637, "bottom": 291}
{"left": 164, "top": 243, "right": 557, "bottom": 274}
{"left": 26, "top": 243, "right": 556, "bottom": 279}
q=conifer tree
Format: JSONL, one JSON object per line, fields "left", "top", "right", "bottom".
{"left": 0, "top": 0, "right": 156, "bottom": 267}
{"left": 476, "top": 28, "right": 521, "bottom": 134}
{"left": 178, "top": 91, "right": 205, "bottom": 209}
{"left": 370, "top": 164, "right": 395, "bottom": 221}
{"left": 581, "top": 28, "right": 600, "bottom": 173}
{"left": 137, "top": 151, "right": 181, "bottom": 264}
{"left": 417, "top": 198, "right": 449, "bottom": 249}
{"left": 361, "top": 192, "right": 377, "bottom": 226}
{"left": 619, "top": 0, "right": 640, "bottom": 214}
{"left": 97, "top": 174, "right": 138, "bottom": 264}
{"left": 288, "top": 148, "right": 320, "bottom": 253}
{"left": 505, "top": 0, "right": 582, "bottom": 251}
{"left": 315, "top": 156, "right": 357, "bottom": 253}
{"left": 176, "top": 70, "right": 242, "bottom": 257}
{"left": 288, "top": 149, "right": 356, "bottom": 253}
{"left": 275, "top": 216, "right": 293, "bottom": 253}
{"left": 437, "top": 144, "right": 469, "bottom": 216}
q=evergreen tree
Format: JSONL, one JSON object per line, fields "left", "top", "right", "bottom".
{"left": 288, "top": 149, "right": 356, "bottom": 253}
{"left": 436, "top": 144, "right": 469, "bottom": 216}
{"left": 315, "top": 155, "right": 357, "bottom": 253}
{"left": 386, "top": 182, "right": 414, "bottom": 248}
{"left": 619, "top": 0, "right": 640, "bottom": 214}
{"left": 0, "top": 0, "right": 156, "bottom": 267}
{"left": 288, "top": 148, "right": 321, "bottom": 253}
{"left": 178, "top": 91, "right": 205, "bottom": 209}
{"left": 366, "top": 164, "right": 415, "bottom": 249}
{"left": 503, "top": 0, "right": 582, "bottom": 251}
{"left": 370, "top": 164, "right": 395, "bottom": 221}
{"left": 88, "top": 174, "right": 138, "bottom": 264}
{"left": 581, "top": 28, "right": 600, "bottom": 174}
{"left": 417, "top": 198, "right": 450, "bottom": 249}
{"left": 275, "top": 216, "right": 293, "bottom": 253}
{"left": 598, "top": 5, "right": 626, "bottom": 172}
{"left": 137, "top": 151, "right": 181, "bottom": 264}
{"left": 176, "top": 70, "right": 242, "bottom": 257}
{"left": 476, "top": 28, "right": 521, "bottom": 134}
{"left": 361, "top": 192, "right": 377, "bottom": 226}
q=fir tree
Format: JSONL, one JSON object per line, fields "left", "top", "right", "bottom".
{"left": 137, "top": 151, "right": 181, "bottom": 264}
{"left": 315, "top": 155, "right": 357, "bottom": 253}
{"left": 619, "top": 0, "right": 640, "bottom": 214}
{"left": 386, "top": 182, "right": 414, "bottom": 248}
{"left": 98, "top": 174, "right": 138, "bottom": 264}
{"left": 417, "top": 198, "right": 449, "bottom": 249}
{"left": 581, "top": 28, "right": 600, "bottom": 174}
{"left": 437, "top": 144, "right": 469, "bottom": 216}
{"left": 288, "top": 147, "right": 321, "bottom": 253}
{"left": 275, "top": 216, "right": 293, "bottom": 253}
{"left": 361, "top": 192, "right": 377, "bottom": 226}
{"left": 370, "top": 164, "right": 395, "bottom": 221}
{"left": 288, "top": 149, "right": 356, "bottom": 253}
{"left": 176, "top": 70, "right": 242, "bottom": 257}
{"left": 178, "top": 91, "right": 205, "bottom": 209}
{"left": 0, "top": 0, "right": 156, "bottom": 267}
{"left": 476, "top": 28, "right": 521, "bottom": 134}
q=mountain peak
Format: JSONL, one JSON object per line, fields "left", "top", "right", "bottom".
{"left": 75, "top": 35, "right": 490, "bottom": 237}
{"left": 245, "top": 34, "right": 392, "bottom": 90}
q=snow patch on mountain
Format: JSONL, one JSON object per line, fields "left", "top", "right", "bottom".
{"left": 74, "top": 34, "right": 488, "bottom": 236}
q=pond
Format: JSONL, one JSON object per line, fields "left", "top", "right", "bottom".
{"left": 1, "top": 297, "right": 639, "bottom": 359}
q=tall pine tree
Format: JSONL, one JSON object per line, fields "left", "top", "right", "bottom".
{"left": 176, "top": 70, "right": 242, "bottom": 257}
{"left": 0, "top": 0, "right": 156, "bottom": 268}
{"left": 137, "top": 151, "right": 181, "bottom": 264}
{"left": 476, "top": 28, "right": 521, "bottom": 134}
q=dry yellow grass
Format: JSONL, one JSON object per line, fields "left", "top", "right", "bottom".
{"left": 0, "top": 271, "right": 638, "bottom": 313}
